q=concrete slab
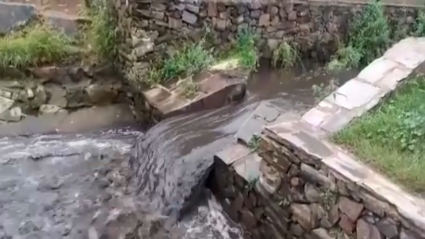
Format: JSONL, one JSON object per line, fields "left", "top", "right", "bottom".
{"left": 0, "top": 2, "right": 36, "bottom": 34}
{"left": 325, "top": 79, "right": 380, "bottom": 110}
{"left": 384, "top": 37, "right": 425, "bottom": 69}
{"left": 235, "top": 115, "right": 266, "bottom": 144}
{"left": 357, "top": 58, "right": 398, "bottom": 85}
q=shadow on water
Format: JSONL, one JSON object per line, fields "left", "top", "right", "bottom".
{"left": 0, "top": 61, "right": 359, "bottom": 238}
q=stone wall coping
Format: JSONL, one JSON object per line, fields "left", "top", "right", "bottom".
{"left": 263, "top": 37, "right": 425, "bottom": 236}
{"left": 302, "top": 37, "right": 425, "bottom": 134}
{"left": 264, "top": 121, "right": 425, "bottom": 233}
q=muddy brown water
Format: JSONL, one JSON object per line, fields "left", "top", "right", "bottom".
{"left": 0, "top": 63, "right": 358, "bottom": 239}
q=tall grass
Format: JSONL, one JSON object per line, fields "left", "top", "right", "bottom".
{"left": 272, "top": 42, "right": 298, "bottom": 69}
{"left": 415, "top": 11, "right": 425, "bottom": 37}
{"left": 328, "top": 0, "right": 390, "bottom": 71}
{"left": 0, "top": 24, "right": 71, "bottom": 68}
{"left": 233, "top": 28, "right": 258, "bottom": 70}
{"left": 84, "top": 0, "right": 117, "bottom": 60}
{"left": 146, "top": 41, "right": 214, "bottom": 85}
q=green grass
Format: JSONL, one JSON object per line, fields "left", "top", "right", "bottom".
{"left": 232, "top": 28, "right": 258, "bottom": 70}
{"left": 415, "top": 11, "right": 425, "bottom": 37}
{"left": 334, "top": 75, "right": 425, "bottom": 194}
{"left": 83, "top": 0, "right": 117, "bottom": 61}
{"left": 146, "top": 41, "right": 214, "bottom": 85}
{"left": 272, "top": 42, "right": 298, "bottom": 69}
{"left": 0, "top": 24, "right": 71, "bottom": 68}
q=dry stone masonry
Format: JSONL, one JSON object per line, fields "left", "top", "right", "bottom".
{"left": 210, "top": 37, "right": 425, "bottom": 239}
{"left": 113, "top": 0, "right": 423, "bottom": 84}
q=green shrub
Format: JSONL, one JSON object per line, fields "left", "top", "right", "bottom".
{"left": 272, "top": 42, "right": 298, "bottom": 69}
{"left": 84, "top": 0, "right": 117, "bottom": 60}
{"left": 233, "top": 28, "right": 258, "bottom": 70}
{"left": 0, "top": 24, "right": 71, "bottom": 68}
{"left": 328, "top": 0, "right": 390, "bottom": 71}
{"left": 415, "top": 11, "right": 425, "bottom": 37}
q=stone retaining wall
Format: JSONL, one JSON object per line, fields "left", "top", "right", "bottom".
{"left": 0, "top": 64, "right": 156, "bottom": 126}
{"left": 113, "top": 0, "right": 423, "bottom": 84}
{"left": 209, "top": 37, "right": 425, "bottom": 239}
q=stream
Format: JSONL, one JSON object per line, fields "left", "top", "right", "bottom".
{"left": 0, "top": 63, "right": 357, "bottom": 239}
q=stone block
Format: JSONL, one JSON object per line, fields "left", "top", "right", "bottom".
{"left": 302, "top": 100, "right": 340, "bottom": 127}
{"left": 325, "top": 79, "right": 380, "bottom": 111}
{"left": 356, "top": 219, "right": 383, "bottom": 239}
{"left": 312, "top": 228, "right": 335, "bottom": 239}
{"left": 168, "top": 18, "right": 182, "bottom": 29}
{"left": 290, "top": 203, "right": 317, "bottom": 231}
{"left": 232, "top": 153, "right": 261, "bottom": 182}
{"left": 357, "top": 58, "right": 399, "bottom": 85}
{"left": 259, "top": 14, "right": 270, "bottom": 26}
{"left": 185, "top": 4, "right": 199, "bottom": 14}
{"left": 300, "top": 163, "right": 336, "bottom": 190}
{"left": 0, "top": 2, "right": 35, "bottom": 34}
{"left": 375, "top": 67, "right": 411, "bottom": 90}
{"left": 338, "top": 196, "right": 364, "bottom": 222}
{"left": 376, "top": 218, "right": 399, "bottom": 239}
{"left": 182, "top": 11, "right": 197, "bottom": 25}
{"left": 339, "top": 214, "right": 355, "bottom": 234}
{"left": 384, "top": 37, "right": 425, "bottom": 69}
{"left": 207, "top": 2, "right": 217, "bottom": 17}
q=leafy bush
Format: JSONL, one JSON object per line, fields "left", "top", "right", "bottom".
{"left": 272, "top": 42, "right": 298, "bottom": 69}
{"left": 328, "top": 0, "right": 390, "bottom": 71}
{"left": 0, "top": 24, "right": 71, "bottom": 68}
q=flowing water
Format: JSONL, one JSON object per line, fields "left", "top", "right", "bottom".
{"left": 0, "top": 63, "right": 357, "bottom": 239}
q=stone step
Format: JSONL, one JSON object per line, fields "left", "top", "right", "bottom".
{"left": 143, "top": 85, "right": 189, "bottom": 116}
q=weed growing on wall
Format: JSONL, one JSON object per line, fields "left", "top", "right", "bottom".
{"left": 161, "top": 41, "right": 214, "bottom": 80}
{"left": 0, "top": 24, "right": 71, "bottom": 68}
{"left": 272, "top": 42, "right": 298, "bottom": 69}
{"left": 328, "top": 0, "right": 390, "bottom": 71}
{"left": 233, "top": 28, "right": 259, "bottom": 70}
{"left": 415, "top": 11, "right": 425, "bottom": 36}
{"left": 83, "top": 0, "right": 117, "bottom": 61}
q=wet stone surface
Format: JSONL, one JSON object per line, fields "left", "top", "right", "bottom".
{"left": 0, "top": 2, "right": 36, "bottom": 34}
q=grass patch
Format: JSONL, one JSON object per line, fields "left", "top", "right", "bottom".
{"left": 82, "top": 0, "right": 117, "bottom": 61}
{"left": 0, "top": 24, "right": 71, "bottom": 68}
{"left": 231, "top": 28, "right": 258, "bottom": 70}
{"left": 272, "top": 42, "right": 298, "bottom": 69}
{"left": 415, "top": 11, "right": 425, "bottom": 37}
{"left": 327, "top": 0, "right": 390, "bottom": 71}
{"left": 146, "top": 41, "right": 214, "bottom": 85}
{"left": 334, "top": 75, "right": 425, "bottom": 194}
